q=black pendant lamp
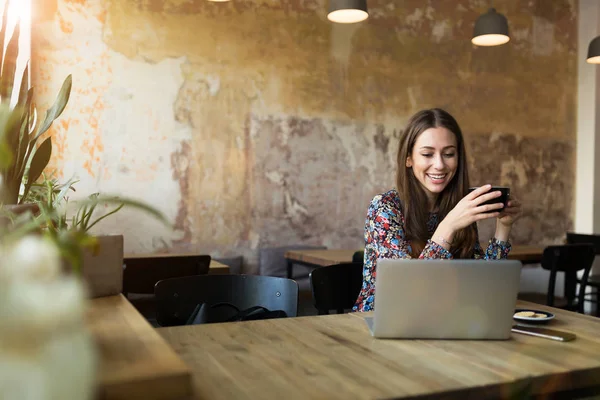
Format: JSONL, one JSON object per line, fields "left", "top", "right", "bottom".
{"left": 327, "top": 0, "right": 368, "bottom": 24}
{"left": 472, "top": 7, "right": 510, "bottom": 46}
{"left": 587, "top": 36, "right": 600, "bottom": 64}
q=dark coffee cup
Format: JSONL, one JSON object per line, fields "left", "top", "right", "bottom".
{"left": 468, "top": 186, "right": 510, "bottom": 210}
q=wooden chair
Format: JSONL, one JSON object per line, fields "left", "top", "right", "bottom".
{"left": 154, "top": 274, "right": 299, "bottom": 327}
{"left": 123, "top": 255, "right": 211, "bottom": 322}
{"left": 518, "top": 244, "right": 595, "bottom": 314}
{"left": 566, "top": 232, "right": 600, "bottom": 315}
{"left": 123, "top": 254, "right": 211, "bottom": 295}
{"left": 309, "top": 262, "right": 363, "bottom": 315}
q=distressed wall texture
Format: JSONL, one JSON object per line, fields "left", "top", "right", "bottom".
{"left": 31, "top": 0, "right": 577, "bottom": 272}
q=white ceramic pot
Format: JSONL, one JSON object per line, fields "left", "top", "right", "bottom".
{"left": 0, "top": 235, "right": 96, "bottom": 400}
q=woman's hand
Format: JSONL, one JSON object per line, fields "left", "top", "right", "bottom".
{"left": 442, "top": 185, "right": 504, "bottom": 231}
{"left": 434, "top": 185, "right": 504, "bottom": 247}
{"left": 497, "top": 199, "right": 522, "bottom": 228}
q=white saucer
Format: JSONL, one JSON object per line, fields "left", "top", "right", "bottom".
{"left": 513, "top": 308, "right": 555, "bottom": 324}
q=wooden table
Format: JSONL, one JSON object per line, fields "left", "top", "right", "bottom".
{"left": 285, "top": 245, "right": 546, "bottom": 278}
{"left": 87, "top": 294, "right": 192, "bottom": 399}
{"left": 158, "top": 301, "right": 600, "bottom": 399}
{"left": 124, "top": 253, "right": 231, "bottom": 275}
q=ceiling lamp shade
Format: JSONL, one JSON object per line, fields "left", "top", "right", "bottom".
{"left": 471, "top": 8, "right": 510, "bottom": 47}
{"left": 587, "top": 36, "right": 600, "bottom": 64}
{"left": 327, "top": 0, "right": 368, "bottom": 24}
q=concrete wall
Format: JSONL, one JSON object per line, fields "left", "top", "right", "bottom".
{"left": 31, "top": 0, "right": 577, "bottom": 272}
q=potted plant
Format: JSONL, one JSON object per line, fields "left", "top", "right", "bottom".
{"left": 0, "top": 100, "right": 96, "bottom": 400}
{"left": 0, "top": 0, "right": 72, "bottom": 211}
{"left": 18, "top": 174, "right": 169, "bottom": 297}
{"left": 0, "top": 0, "right": 169, "bottom": 297}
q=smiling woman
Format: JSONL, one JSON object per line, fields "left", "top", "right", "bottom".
{"left": 405, "top": 127, "right": 458, "bottom": 203}
{"left": 352, "top": 108, "right": 523, "bottom": 312}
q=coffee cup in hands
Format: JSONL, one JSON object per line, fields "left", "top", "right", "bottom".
{"left": 468, "top": 186, "right": 510, "bottom": 210}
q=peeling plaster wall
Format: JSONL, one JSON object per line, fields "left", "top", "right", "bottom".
{"left": 31, "top": 0, "right": 577, "bottom": 272}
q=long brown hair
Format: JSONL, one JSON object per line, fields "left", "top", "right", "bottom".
{"left": 396, "top": 108, "right": 477, "bottom": 258}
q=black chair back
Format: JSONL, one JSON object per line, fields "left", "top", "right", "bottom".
{"left": 155, "top": 274, "right": 299, "bottom": 326}
{"left": 566, "top": 232, "right": 600, "bottom": 255}
{"left": 310, "top": 262, "right": 363, "bottom": 315}
{"left": 541, "top": 244, "right": 595, "bottom": 313}
{"left": 123, "top": 255, "right": 211, "bottom": 296}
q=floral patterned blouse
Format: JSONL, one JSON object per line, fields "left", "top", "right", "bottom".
{"left": 352, "top": 190, "right": 512, "bottom": 312}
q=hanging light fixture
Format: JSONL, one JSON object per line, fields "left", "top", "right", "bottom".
{"left": 587, "top": 36, "right": 600, "bottom": 64}
{"left": 471, "top": 7, "right": 510, "bottom": 46}
{"left": 327, "top": 0, "right": 368, "bottom": 24}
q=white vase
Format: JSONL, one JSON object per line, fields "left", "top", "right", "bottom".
{"left": 0, "top": 236, "right": 96, "bottom": 400}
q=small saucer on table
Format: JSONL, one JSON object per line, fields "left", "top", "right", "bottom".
{"left": 513, "top": 309, "right": 555, "bottom": 324}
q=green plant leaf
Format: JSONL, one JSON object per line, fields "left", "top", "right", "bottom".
{"left": 13, "top": 96, "right": 38, "bottom": 185}
{"left": 2, "top": 108, "right": 27, "bottom": 202}
{"left": 33, "top": 75, "right": 72, "bottom": 142}
{"left": 72, "top": 194, "right": 171, "bottom": 233}
{"left": 0, "top": 139, "right": 11, "bottom": 170}
{"left": 28, "top": 97, "right": 37, "bottom": 134}
{"left": 0, "top": 103, "right": 12, "bottom": 170}
{"left": 0, "top": 22, "right": 20, "bottom": 103}
{"left": 85, "top": 203, "right": 123, "bottom": 232}
{"left": 22, "top": 137, "right": 52, "bottom": 200}
{"left": 0, "top": 106, "right": 24, "bottom": 203}
{"left": 5, "top": 105, "right": 24, "bottom": 158}
{"left": 54, "top": 177, "right": 77, "bottom": 207}
{"left": 17, "top": 62, "right": 28, "bottom": 107}
{"left": 0, "top": 0, "right": 10, "bottom": 75}
{"left": 13, "top": 89, "right": 34, "bottom": 178}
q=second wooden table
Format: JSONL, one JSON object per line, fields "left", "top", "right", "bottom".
{"left": 284, "top": 245, "right": 546, "bottom": 278}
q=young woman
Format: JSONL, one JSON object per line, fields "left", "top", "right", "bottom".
{"left": 353, "top": 108, "right": 522, "bottom": 312}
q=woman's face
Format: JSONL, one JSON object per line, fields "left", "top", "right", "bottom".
{"left": 406, "top": 127, "right": 458, "bottom": 203}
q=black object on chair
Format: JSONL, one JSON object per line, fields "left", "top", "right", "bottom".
{"left": 154, "top": 274, "right": 299, "bottom": 327}
{"left": 309, "top": 262, "right": 364, "bottom": 315}
{"left": 519, "top": 244, "right": 595, "bottom": 314}
{"left": 352, "top": 250, "right": 365, "bottom": 264}
{"left": 566, "top": 232, "right": 600, "bottom": 315}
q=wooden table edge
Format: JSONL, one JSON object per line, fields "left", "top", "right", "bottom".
{"left": 88, "top": 294, "right": 194, "bottom": 400}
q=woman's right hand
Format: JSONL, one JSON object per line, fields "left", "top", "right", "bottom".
{"left": 440, "top": 184, "right": 504, "bottom": 233}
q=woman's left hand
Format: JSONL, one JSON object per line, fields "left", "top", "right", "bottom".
{"left": 497, "top": 199, "right": 522, "bottom": 227}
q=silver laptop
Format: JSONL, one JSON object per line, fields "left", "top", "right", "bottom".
{"left": 365, "top": 258, "right": 522, "bottom": 340}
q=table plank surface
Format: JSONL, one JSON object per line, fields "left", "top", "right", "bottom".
{"left": 508, "top": 245, "right": 547, "bottom": 263}
{"left": 207, "top": 260, "right": 230, "bottom": 275}
{"left": 158, "top": 301, "right": 600, "bottom": 400}
{"left": 285, "top": 245, "right": 546, "bottom": 267}
{"left": 87, "top": 294, "right": 192, "bottom": 399}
